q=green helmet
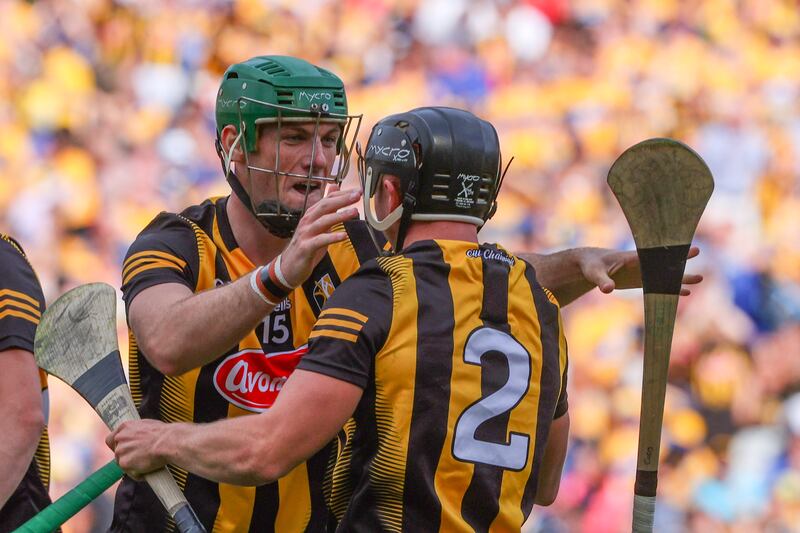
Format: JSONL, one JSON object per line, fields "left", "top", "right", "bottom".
{"left": 214, "top": 55, "right": 362, "bottom": 238}
{"left": 216, "top": 55, "right": 350, "bottom": 153}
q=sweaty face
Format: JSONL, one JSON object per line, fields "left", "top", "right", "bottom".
{"left": 244, "top": 121, "right": 341, "bottom": 213}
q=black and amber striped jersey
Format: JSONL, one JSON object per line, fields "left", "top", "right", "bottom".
{"left": 112, "top": 196, "right": 380, "bottom": 533}
{"left": 0, "top": 235, "right": 52, "bottom": 532}
{"left": 299, "top": 240, "right": 569, "bottom": 532}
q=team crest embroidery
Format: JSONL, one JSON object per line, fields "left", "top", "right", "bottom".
{"left": 313, "top": 273, "right": 336, "bottom": 310}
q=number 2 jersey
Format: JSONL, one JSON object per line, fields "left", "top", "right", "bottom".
{"left": 298, "top": 240, "right": 569, "bottom": 532}
{"left": 112, "top": 196, "right": 380, "bottom": 532}
{"left": 0, "top": 235, "right": 52, "bottom": 532}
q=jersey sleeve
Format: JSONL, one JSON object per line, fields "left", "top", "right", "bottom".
{"left": 297, "top": 263, "right": 392, "bottom": 389}
{"left": 0, "top": 237, "right": 46, "bottom": 353}
{"left": 120, "top": 212, "right": 199, "bottom": 311}
{"left": 553, "top": 305, "right": 569, "bottom": 419}
{"left": 554, "top": 358, "right": 568, "bottom": 419}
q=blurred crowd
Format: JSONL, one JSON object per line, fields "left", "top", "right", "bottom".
{"left": 1, "top": 0, "right": 799, "bottom": 531}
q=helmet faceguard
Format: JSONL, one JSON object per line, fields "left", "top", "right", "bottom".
{"left": 215, "top": 56, "right": 362, "bottom": 238}
{"left": 358, "top": 106, "right": 510, "bottom": 252}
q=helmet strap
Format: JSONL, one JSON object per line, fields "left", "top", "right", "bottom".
{"left": 215, "top": 136, "right": 299, "bottom": 239}
{"left": 393, "top": 180, "right": 417, "bottom": 253}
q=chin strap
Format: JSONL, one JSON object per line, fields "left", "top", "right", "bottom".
{"left": 393, "top": 181, "right": 417, "bottom": 253}
{"left": 215, "top": 136, "right": 300, "bottom": 239}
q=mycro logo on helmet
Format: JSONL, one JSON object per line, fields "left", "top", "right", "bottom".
{"left": 456, "top": 173, "right": 480, "bottom": 208}
{"left": 298, "top": 91, "right": 332, "bottom": 102}
{"left": 368, "top": 144, "right": 411, "bottom": 162}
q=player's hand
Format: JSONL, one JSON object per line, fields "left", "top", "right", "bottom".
{"left": 106, "top": 420, "right": 170, "bottom": 480}
{"left": 279, "top": 186, "right": 361, "bottom": 287}
{"left": 579, "top": 246, "right": 702, "bottom": 296}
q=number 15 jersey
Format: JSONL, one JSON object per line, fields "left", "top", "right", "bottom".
{"left": 299, "top": 240, "right": 569, "bottom": 532}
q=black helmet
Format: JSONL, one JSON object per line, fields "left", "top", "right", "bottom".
{"left": 359, "top": 106, "right": 506, "bottom": 251}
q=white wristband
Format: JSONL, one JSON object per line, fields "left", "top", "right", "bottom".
{"left": 273, "top": 254, "right": 292, "bottom": 290}
{"left": 250, "top": 267, "right": 278, "bottom": 306}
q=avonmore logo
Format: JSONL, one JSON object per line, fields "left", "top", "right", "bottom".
{"left": 213, "top": 346, "right": 308, "bottom": 412}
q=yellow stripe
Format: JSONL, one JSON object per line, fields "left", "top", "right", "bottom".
{"left": 325, "top": 226, "right": 361, "bottom": 284}
{"left": 0, "top": 289, "right": 39, "bottom": 307}
{"left": 309, "top": 329, "right": 358, "bottom": 343}
{"left": 123, "top": 250, "right": 187, "bottom": 277}
{"left": 275, "top": 463, "right": 312, "bottom": 532}
{"left": 184, "top": 216, "right": 217, "bottom": 292}
{"left": 122, "top": 261, "right": 184, "bottom": 286}
{"left": 371, "top": 255, "right": 417, "bottom": 532}
{"left": 214, "top": 483, "right": 255, "bottom": 532}
{"left": 0, "top": 298, "right": 41, "bottom": 318}
{"left": 0, "top": 308, "right": 40, "bottom": 324}
{"left": 314, "top": 318, "right": 364, "bottom": 332}
{"left": 319, "top": 307, "right": 368, "bottom": 323}
{"left": 212, "top": 207, "right": 255, "bottom": 276}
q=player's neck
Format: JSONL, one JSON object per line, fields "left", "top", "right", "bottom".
{"left": 227, "top": 193, "right": 288, "bottom": 266}
{"left": 399, "top": 221, "right": 479, "bottom": 248}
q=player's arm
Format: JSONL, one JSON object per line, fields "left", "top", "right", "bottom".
{"left": 0, "top": 349, "right": 44, "bottom": 506}
{"left": 110, "top": 266, "right": 387, "bottom": 483}
{"left": 128, "top": 189, "right": 360, "bottom": 376}
{"left": 0, "top": 237, "right": 47, "bottom": 506}
{"left": 518, "top": 246, "right": 702, "bottom": 306}
{"left": 534, "top": 411, "right": 569, "bottom": 506}
{"left": 108, "top": 369, "right": 361, "bottom": 485}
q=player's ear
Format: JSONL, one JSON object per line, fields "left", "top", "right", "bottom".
{"left": 220, "top": 124, "right": 246, "bottom": 162}
{"left": 381, "top": 175, "right": 403, "bottom": 211}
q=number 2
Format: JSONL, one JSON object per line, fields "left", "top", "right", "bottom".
{"left": 452, "top": 327, "right": 531, "bottom": 471}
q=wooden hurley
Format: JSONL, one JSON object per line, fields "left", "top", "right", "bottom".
{"left": 34, "top": 283, "right": 205, "bottom": 532}
{"left": 607, "top": 139, "right": 713, "bottom": 533}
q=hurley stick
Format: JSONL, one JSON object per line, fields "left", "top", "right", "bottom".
{"left": 34, "top": 283, "right": 205, "bottom": 532}
{"left": 13, "top": 460, "right": 123, "bottom": 533}
{"left": 607, "top": 138, "right": 713, "bottom": 532}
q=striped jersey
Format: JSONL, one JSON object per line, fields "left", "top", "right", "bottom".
{"left": 112, "top": 196, "right": 380, "bottom": 532}
{"left": 299, "top": 240, "right": 569, "bottom": 532}
{"left": 0, "top": 235, "right": 52, "bottom": 532}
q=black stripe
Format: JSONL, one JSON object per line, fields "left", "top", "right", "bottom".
{"left": 461, "top": 244, "right": 511, "bottom": 532}
{"left": 215, "top": 197, "right": 242, "bottom": 253}
{"left": 638, "top": 244, "right": 690, "bottom": 295}
{"left": 312, "top": 324, "right": 362, "bottom": 336}
{"left": 400, "top": 243, "right": 454, "bottom": 532}
{"left": 0, "top": 294, "right": 40, "bottom": 309}
{"left": 248, "top": 483, "right": 279, "bottom": 533}
{"left": 520, "top": 260, "right": 562, "bottom": 516}
{"left": 304, "top": 442, "right": 335, "bottom": 532}
{"left": 635, "top": 469, "right": 658, "bottom": 497}
{"left": 338, "top": 381, "right": 382, "bottom": 530}
{"left": 261, "top": 270, "right": 290, "bottom": 299}
{"left": 72, "top": 350, "right": 127, "bottom": 407}
{"left": 318, "top": 311, "right": 367, "bottom": 325}
{"left": 344, "top": 220, "right": 382, "bottom": 265}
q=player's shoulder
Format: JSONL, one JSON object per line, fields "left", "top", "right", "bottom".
{"left": 326, "top": 219, "right": 383, "bottom": 267}
{"left": 323, "top": 256, "right": 393, "bottom": 311}
{"left": 0, "top": 233, "right": 27, "bottom": 259}
{"left": 0, "top": 234, "right": 45, "bottom": 308}
{"left": 127, "top": 198, "right": 223, "bottom": 256}
{"left": 137, "top": 198, "right": 219, "bottom": 238}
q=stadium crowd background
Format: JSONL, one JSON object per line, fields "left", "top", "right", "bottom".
{"left": 1, "top": 0, "right": 799, "bottom": 531}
